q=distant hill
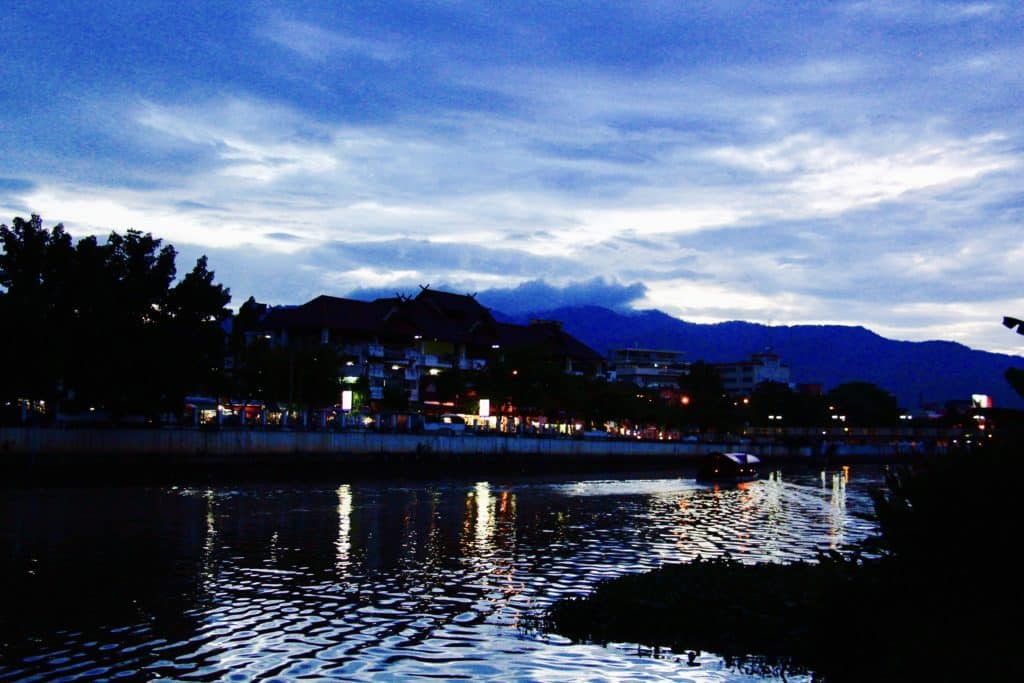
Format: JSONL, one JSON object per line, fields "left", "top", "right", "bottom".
{"left": 495, "top": 305, "right": 1024, "bottom": 410}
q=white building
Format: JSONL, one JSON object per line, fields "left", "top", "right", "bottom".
{"left": 607, "top": 348, "right": 689, "bottom": 388}
{"left": 714, "top": 351, "right": 791, "bottom": 397}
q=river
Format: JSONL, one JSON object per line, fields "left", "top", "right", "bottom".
{"left": 0, "top": 466, "right": 884, "bottom": 681}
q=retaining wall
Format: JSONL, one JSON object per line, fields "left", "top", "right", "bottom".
{"left": 3, "top": 427, "right": 914, "bottom": 483}
{"left": 0, "top": 427, "right": 827, "bottom": 458}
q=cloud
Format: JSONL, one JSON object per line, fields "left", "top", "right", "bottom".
{"left": 704, "top": 132, "right": 1015, "bottom": 215}
{"left": 841, "top": 1, "right": 1002, "bottom": 24}
{"left": 341, "top": 278, "right": 648, "bottom": 317}
{"left": 264, "top": 232, "right": 304, "bottom": 242}
{"left": 475, "top": 278, "right": 648, "bottom": 315}
{"left": 320, "top": 238, "right": 580, "bottom": 276}
{"left": 259, "top": 17, "right": 405, "bottom": 62}
{"left": 3, "top": 1, "right": 1023, "bottom": 357}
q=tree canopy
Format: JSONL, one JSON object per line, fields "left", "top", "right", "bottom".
{"left": 825, "top": 381, "right": 899, "bottom": 426}
{"left": 0, "top": 215, "right": 231, "bottom": 418}
{"left": 1005, "top": 315, "right": 1024, "bottom": 400}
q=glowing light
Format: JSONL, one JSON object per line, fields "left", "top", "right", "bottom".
{"left": 474, "top": 482, "right": 494, "bottom": 551}
{"left": 336, "top": 485, "right": 352, "bottom": 570}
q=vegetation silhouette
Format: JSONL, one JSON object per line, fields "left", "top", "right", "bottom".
{"left": 1006, "top": 317, "right": 1024, "bottom": 400}
{"left": 540, "top": 445, "right": 1021, "bottom": 681}
{"left": 0, "top": 215, "right": 231, "bottom": 421}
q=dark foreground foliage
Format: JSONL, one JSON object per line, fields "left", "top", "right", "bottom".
{"left": 540, "top": 444, "right": 1024, "bottom": 681}
{"left": 0, "top": 215, "right": 231, "bottom": 417}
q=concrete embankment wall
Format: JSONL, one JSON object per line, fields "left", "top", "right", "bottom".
{"left": 1, "top": 427, "right": 713, "bottom": 458}
{"left": 0, "top": 427, "right": 719, "bottom": 481}
{"left": 3, "top": 427, "right": 912, "bottom": 483}
{"left": 0, "top": 427, "right": 823, "bottom": 458}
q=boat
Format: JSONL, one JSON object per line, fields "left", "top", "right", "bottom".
{"left": 695, "top": 451, "right": 761, "bottom": 483}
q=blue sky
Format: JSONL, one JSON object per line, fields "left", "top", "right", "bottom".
{"left": 2, "top": 1, "right": 1023, "bottom": 354}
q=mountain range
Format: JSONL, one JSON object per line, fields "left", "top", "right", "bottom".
{"left": 498, "top": 306, "right": 1024, "bottom": 410}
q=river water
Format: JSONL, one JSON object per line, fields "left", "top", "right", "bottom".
{"left": 1, "top": 467, "right": 883, "bottom": 682}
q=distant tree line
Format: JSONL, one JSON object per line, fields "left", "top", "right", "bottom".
{"left": 0, "top": 215, "right": 231, "bottom": 420}
{"left": 419, "top": 353, "right": 907, "bottom": 433}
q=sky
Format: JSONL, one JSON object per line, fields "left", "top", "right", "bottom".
{"left": 2, "top": 1, "right": 1023, "bottom": 354}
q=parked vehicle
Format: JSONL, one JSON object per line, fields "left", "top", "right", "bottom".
{"left": 422, "top": 413, "right": 466, "bottom": 435}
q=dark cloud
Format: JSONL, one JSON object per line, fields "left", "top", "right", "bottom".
{"left": 319, "top": 239, "right": 579, "bottom": 276}
{"left": 475, "top": 278, "right": 647, "bottom": 315}
{"left": 343, "top": 278, "right": 647, "bottom": 315}
{"left": 506, "top": 230, "right": 557, "bottom": 241}
{"left": 621, "top": 266, "right": 708, "bottom": 281}
{"left": 265, "top": 231, "right": 304, "bottom": 242}
{"left": 175, "top": 200, "right": 218, "bottom": 211}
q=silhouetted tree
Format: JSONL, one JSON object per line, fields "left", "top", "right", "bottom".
{"left": 295, "top": 345, "right": 342, "bottom": 411}
{"left": 677, "top": 361, "right": 735, "bottom": 432}
{"left": 0, "top": 216, "right": 70, "bottom": 404}
{"left": 1005, "top": 316, "right": 1024, "bottom": 400}
{"left": 748, "top": 381, "right": 824, "bottom": 427}
{"left": 0, "top": 215, "right": 231, "bottom": 420}
{"left": 161, "top": 255, "right": 232, "bottom": 403}
{"left": 825, "top": 381, "right": 899, "bottom": 426}
{"left": 1007, "top": 368, "right": 1024, "bottom": 401}
{"left": 239, "top": 342, "right": 340, "bottom": 414}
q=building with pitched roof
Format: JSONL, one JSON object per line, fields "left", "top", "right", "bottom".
{"left": 255, "top": 287, "right": 602, "bottom": 405}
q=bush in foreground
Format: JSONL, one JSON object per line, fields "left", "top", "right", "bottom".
{"left": 540, "top": 445, "right": 1023, "bottom": 681}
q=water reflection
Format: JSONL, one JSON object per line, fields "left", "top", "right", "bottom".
{"left": 335, "top": 484, "right": 352, "bottom": 572}
{"left": 1, "top": 469, "right": 885, "bottom": 681}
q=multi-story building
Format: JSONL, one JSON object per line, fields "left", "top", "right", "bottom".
{"left": 256, "top": 287, "right": 603, "bottom": 404}
{"left": 607, "top": 348, "right": 689, "bottom": 389}
{"left": 714, "top": 351, "right": 791, "bottom": 397}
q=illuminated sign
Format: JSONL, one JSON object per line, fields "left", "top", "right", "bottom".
{"left": 971, "top": 394, "right": 992, "bottom": 409}
{"left": 479, "top": 398, "right": 490, "bottom": 418}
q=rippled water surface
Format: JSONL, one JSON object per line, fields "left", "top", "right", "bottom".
{"left": 1, "top": 468, "right": 883, "bottom": 681}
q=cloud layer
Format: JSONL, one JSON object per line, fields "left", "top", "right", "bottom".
{"left": 2, "top": 1, "right": 1023, "bottom": 354}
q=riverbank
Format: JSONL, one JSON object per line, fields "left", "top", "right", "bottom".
{"left": 541, "top": 444, "right": 1019, "bottom": 682}
{"left": 0, "top": 426, "right": 921, "bottom": 483}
